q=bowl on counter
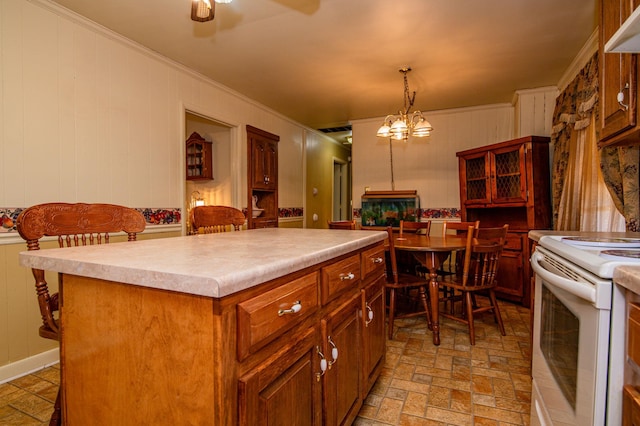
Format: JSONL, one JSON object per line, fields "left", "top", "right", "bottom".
{"left": 252, "top": 208, "right": 264, "bottom": 218}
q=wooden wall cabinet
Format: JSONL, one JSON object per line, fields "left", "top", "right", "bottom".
{"left": 599, "top": 0, "right": 640, "bottom": 148}
{"left": 457, "top": 136, "right": 551, "bottom": 306}
{"left": 62, "top": 241, "right": 386, "bottom": 425}
{"left": 186, "top": 132, "right": 213, "bottom": 180}
{"left": 247, "top": 125, "right": 279, "bottom": 228}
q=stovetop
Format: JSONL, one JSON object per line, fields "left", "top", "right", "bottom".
{"left": 539, "top": 235, "right": 640, "bottom": 279}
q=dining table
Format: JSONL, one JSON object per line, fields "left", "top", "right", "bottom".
{"left": 393, "top": 233, "right": 469, "bottom": 345}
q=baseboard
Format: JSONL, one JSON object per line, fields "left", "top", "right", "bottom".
{"left": 0, "top": 349, "right": 60, "bottom": 384}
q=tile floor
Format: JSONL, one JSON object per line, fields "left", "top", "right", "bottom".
{"left": 0, "top": 300, "right": 531, "bottom": 426}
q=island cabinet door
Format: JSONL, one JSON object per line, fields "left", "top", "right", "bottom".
{"left": 237, "top": 325, "right": 322, "bottom": 426}
{"left": 361, "top": 275, "right": 386, "bottom": 397}
{"left": 320, "top": 292, "right": 362, "bottom": 426}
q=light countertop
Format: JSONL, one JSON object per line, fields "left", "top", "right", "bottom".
{"left": 19, "top": 228, "right": 387, "bottom": 298}
{"left": 615, "top": 265, "right": 640, "bottom": 295}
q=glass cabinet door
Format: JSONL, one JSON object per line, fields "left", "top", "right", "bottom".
{"left": 490, "top": 144, "right": 527, "bottom": 203}
{"left": 461, "top": 152, "right": 491, "bottom": 204}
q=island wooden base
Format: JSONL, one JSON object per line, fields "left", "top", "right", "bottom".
{"left": 59, "top": 241, "right": 386, "bottom": 425}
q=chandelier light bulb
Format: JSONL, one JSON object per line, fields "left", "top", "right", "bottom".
{"left": 376, "top": 67, "right": 433, "bottom": 140}
{"left": 196, "top": 0, "right": 211, "bottom": 18}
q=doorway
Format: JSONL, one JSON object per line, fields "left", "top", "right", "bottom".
{"left": 184, "top": 110, "right": 235, "bottom": 233}
{"left": 332, "top": 158, "right": 349, "bottom": 221}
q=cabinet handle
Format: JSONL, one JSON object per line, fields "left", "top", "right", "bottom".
{"left": 264, "top": 175, "right": 270, "bottom": 184}
{"left": 327, "top": 336, "right": 338, "bottom": 368}
{"left": 339, "top": 272, "right": 355, "bottom": 281}
{"left": 618, "top": 83, "right": 630, "bottom": 111}
{"left": 278, "top": 301, "right": 302, "bottom": 316}
{"left": 371, "top": 257, "right": 384, "bottom": 264}
{"left": 365, "top": 302, "right": 374, "bottom": 327}
{"left": 316, "top": 346, "right": 327, "bottom": 381}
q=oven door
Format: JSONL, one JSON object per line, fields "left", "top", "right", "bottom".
{"left": 530, "top": 247, "right": 611, "bottom": 426}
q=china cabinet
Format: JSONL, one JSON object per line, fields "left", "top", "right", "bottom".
{"left": 600, "top": 0, "right": 640, "bottom": 147}
{"left": 186, "top": 132, "right": 213, "bottom": 180}
{"left": 457, "top": 136, "right": 551, "bottom": 306}
{"left": 247, "top": 125, "right": 279, "bottom": 228}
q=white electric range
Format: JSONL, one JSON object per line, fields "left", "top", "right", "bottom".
{"left": 530, "top": 234, "right": 640, "bottom": 425}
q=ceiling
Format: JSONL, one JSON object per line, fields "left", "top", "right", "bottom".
{"left": 51, "top": 0, "right": 598, "bottom": 143}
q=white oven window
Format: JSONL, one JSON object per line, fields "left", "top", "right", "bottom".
{"left": 540, "top": 284, "right": 579, "bottom": 410}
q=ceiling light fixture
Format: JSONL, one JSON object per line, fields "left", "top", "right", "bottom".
{"left": 191, "top": 0, "right": 232, "bottom": 23}
{"left": 376, "top": 67, "right": 433, "bottom": 141}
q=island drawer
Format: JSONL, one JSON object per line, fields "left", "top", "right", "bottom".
{"left": 321, "top": 253, "right": 361, "bottom": 305}
{"left": 361, "top": 244, "right": 386, "bottom": 279}
{"left": 237, "top": 272, "right": 319, "bottom": 361}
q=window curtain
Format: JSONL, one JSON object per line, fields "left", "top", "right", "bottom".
{"left": 551, "top": 52, "right": 626, "bottom": 231}
{"left": 600, "top": 143, "right": 640, "bottom": 231}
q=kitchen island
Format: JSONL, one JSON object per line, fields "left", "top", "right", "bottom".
{"left": 19, "top": 228, "right": 388, "bottom": 425}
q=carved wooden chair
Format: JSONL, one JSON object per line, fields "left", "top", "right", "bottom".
{"left": 438, "top": 224, "right": 508, "bottom": 345}
{"left": 385, "top": 226, "right": 432, "bottom": 340}
{"left": 327, "top": 220, "right": 356, "bottom": 230}
{"left": 190, "top": 205, "right": 246, "bottom": 234}
{"left": 16, "top": 202, "right": 146, "bottom": 426}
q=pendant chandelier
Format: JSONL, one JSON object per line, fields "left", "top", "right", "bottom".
{"left": 191, "top": 0, "right": 232, "bottom": 23}
{"left": 376, "top": 67, "right": 433, "bottom": 141}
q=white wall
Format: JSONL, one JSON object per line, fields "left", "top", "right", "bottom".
{"left": 0, "top": 0, "right": 312, "bottom": 376}
{"left": 351, "top": 104, "right": 515, "bottom": 210}
{"left": 0, "top": 0, "right": 307, "bottom": 214}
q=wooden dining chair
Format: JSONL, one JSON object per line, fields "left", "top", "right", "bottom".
{"left": 327, "top": 220, "right": 356, "bottom": 230}
{"left": 385, "top": 226, "right": 432, "bottom": 340}
{"left": 190, "top": 205, "right": 246, "bottom": 234}
{"left": 16, "top": 202, "right": 146, "bottom": 426}
{"left": 438, "top": 224, "right": 508, "bottom": 345}
{"left": 399, "top": 220, "right": 431, "bottom": 236}
{"left": 440, "top": 220, "right": 480, "bottom": 276}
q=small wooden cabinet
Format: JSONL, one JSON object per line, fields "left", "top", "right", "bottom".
{"left": 457, "top": 136, "right": 551, "bottom": 306}
{"left": 186, "top": 132, "right": 213, "bottom": 180}
{"left": 247, "top": 125, "right": 279, "bottom": 228}
{"left": 599, "top": 0, "right": 640, "bottom": 147}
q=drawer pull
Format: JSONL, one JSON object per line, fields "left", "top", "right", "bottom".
{"left": 278, "top": 301, "right": 302, "bottom": 316}
{"left": 340, "top": 272, "right": 355, "bottom": 281}
{"left": 316, "top": 346, "right": 327, "bottom": 381}
{"left": 327, "top": 336, "right": 338, "bottom": 368}
{"left": 371, "top": 257, "right": 384, "bottom": 264}
{"left": 365, "top": 302, "right": 374, "bottom": 327}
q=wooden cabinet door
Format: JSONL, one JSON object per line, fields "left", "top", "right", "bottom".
{"left": 600, "top": 0, "right": 638, "bottom": 142}
{"left": 459, "top": 151, "right": 491, "bottom": 205}
{"left": 490, "top": 143, "right": 527, "bottom": 204}
{"left": 321, "top": 292, "right": 361, "bottom": 426}
{"left": 238, "top": 326, "right": 322, "bottom": 426}
{"left": 361, "top": 276, "right": 385, "bottom": 397}
{"left": 250, "top": 138, "right": 278, "bottom": 190}
{"left": 263, "top": 139, "right": 278, "bottom": 189}
{"left": 494, "top": 247, "right": 524, "bottom": 302}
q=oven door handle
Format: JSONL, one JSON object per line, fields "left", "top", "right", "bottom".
{"left": 531, "top": 251, "right": 596, "bottom": 303}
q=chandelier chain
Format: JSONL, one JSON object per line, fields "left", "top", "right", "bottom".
{"left": 403, "top": 71, "right": 416, "bottom": 115}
